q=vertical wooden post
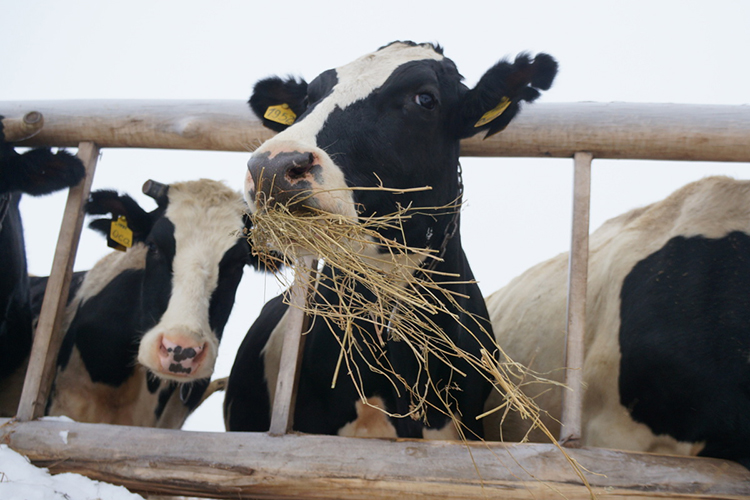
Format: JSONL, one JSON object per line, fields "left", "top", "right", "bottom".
{"left": 16, "top": 142, "right": 99, "bottom": 421}
{"left": 559, "top": 151, "right": 593, "bottom": 446}
{"left": 268, "top": 257, "right": 314, "bottom": 436}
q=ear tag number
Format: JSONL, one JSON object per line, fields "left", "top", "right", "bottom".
{"left": 474, "top": 96, "right": 511, "bottom": 128}
{"left": 109, "top": 215, "right": 133, "bottom": 252}
{"left": 264, "top": 103, "right": 297, "bottom": 126}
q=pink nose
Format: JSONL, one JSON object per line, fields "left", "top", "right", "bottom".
{"left": 158, "top": 337, "right": 206, "bottom": 376}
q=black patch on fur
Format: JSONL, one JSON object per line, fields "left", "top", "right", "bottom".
{"left": 0, "top": 117, "right": 85, "bottom": 196}
{"left": 620, "top": 232, "right": 750, "bottom": 467}
{"left": 155, "top": 383, "right": 176, "bottom": 420}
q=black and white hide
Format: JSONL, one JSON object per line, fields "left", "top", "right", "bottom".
{"left": 225, "top": 41, "right": 557, "bottom": 439}
{"left": 484, "top": 176, "right": 750, "bottom": 468}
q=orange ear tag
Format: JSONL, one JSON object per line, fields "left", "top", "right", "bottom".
{"left": 264, "top": 103, "right": 297, "bottom": 126}
{"left": 474, "top": 97, "right": 511, "bottom": 127}
{"left": 109, "top": 215, "right": 133, "bottom": 252}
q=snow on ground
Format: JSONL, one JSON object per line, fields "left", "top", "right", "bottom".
{"left": 0, "top": 444, "right": 145, "bottom": 500}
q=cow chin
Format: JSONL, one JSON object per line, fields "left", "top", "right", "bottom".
{"left": 137, "top": 327, "right": 219, "bottom": 382}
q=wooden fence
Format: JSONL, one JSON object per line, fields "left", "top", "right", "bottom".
{"left": 1, "top": 100, "right": 749, "bottom": 499}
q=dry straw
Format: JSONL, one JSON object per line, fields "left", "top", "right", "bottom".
{"left": 247, "top": 186, "right": 592, "bottom": 494}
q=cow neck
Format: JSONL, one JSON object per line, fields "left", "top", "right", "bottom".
{"left": 384, "top": 162, "right": 465, "bottom": 339}
{"left": 419, "top": 161, "right": 463, "bottom": 277}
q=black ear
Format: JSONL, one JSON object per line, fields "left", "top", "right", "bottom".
{"left": 248, "top": 76, "right": 308, "bottom": 132}
{"left": 459, "top": 53, "right": 557, "bottom": 139}
{"left": 86, "top": 189, "right": 156, "bottom": 244}
{"left": 0, "top": 116, "right": 86, "bottom": 196}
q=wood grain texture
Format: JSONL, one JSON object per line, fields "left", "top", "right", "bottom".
{"left": 1, "top": 101, "right": 750, "bottom": 161}
{"left": 560, "top": 152, "right": 592, "bottom": 447}
{"left": 1, "top": 418, "right": 748, "bottom": 499}
{"left": 269, "top": 260, "right": 313, "bottom": 436}
{"left": 15, "top": 142, "right": 99, "bottom": 421}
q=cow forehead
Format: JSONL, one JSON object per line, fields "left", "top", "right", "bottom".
{"left": 271, "top": 42, "right": 445, "bottom": 146}
{"left": 332, "top": 42, "right": 445, "bottom": 109}
{"left": 164, "top": 179, "right": 245, "bottom": 253}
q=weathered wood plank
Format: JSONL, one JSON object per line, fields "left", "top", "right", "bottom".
{"left": 15, "top": 142, "right": 99, "bottom": 421}
{"left": 1, "top": 101, "right": 750, "bottom": 162}
{"left": 1, "top": 418, "right": 748, "bottom": 499}
{"left": 268, "top": 259, "right": 314, "bottom": 436}
{"left": 559, "top": 152, "right": 592, "bottom": 446}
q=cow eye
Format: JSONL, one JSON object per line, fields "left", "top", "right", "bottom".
{"left": 415, "top": 93, "right": 437, "bottom": 110}
{"left": 146, "top": 240, "right": 159, "bottom": 256}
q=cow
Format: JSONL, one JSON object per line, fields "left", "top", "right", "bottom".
{"left": 224, "top": 41, "right": 558, "bottom": 439}
{"left": 0, "top": 116, "right": 85, "bottom": 416}
{"left": 26, "top": 178, "right": 251, "bottom": 428}
{"left": 483, "top": 175, "right": 750, "bottom": 468}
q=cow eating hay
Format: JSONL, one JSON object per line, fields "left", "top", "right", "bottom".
{"left": 225, "top": 40, "right": 560, "bottom": 441}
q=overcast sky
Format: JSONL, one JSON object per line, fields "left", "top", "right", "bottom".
{"left": 2, "top": 0, "right": 749, "bottom": 432}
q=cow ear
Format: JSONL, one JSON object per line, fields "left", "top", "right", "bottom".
{"left": 248, "top": 76, "right": 309, "bottom": 132}
{"left": 1, "top": 116, "right": 85, "bottom": 196}
{"left": 86, "top": 190, "right": 155, "bottom": 244}
{"left": 458, "top": 53, "right": 557, "bottom": 139}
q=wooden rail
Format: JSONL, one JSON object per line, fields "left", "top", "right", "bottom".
{"left": 1, "top": 418, "right": 749, "bottom": 500}
{"left": 2, "top": 100, "right": 750, "bottom": 160}
{"left": 1, "top": 100, "right": 749, "bottom": 499}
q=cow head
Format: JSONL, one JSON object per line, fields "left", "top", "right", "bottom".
{"left": 244, "top": 41, "right": 557, "bottom": 256}
{"left": 86, "top": 179, "right": 250, "bottom": 382}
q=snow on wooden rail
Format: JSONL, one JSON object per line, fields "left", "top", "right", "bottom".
{"left": 2, "top": 100, "right": 750, "bottom": 161}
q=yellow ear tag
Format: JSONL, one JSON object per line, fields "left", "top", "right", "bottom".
{"left": 474, "top": 96, "right": 511, "bottom": 128}
{"left": 264, "top": 103, "right": 297, "bottom": 126}
{"left": 109, "top": 215, "right": 133, "bottom": 252}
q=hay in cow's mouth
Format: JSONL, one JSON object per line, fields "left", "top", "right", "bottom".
{"left": 249, "top": 199, "right": 555, "bottom": 424}
{"left": 248, "top": 196, "right": 588, "bottom": 492}
{"left": 246, "top": 195, "right": 589, "bottom": 489}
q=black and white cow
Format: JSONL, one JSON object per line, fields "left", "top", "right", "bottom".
{"left": 484, "top": 176, "right": 750, "bottom": 468}
{"left": 29, "top": 179, "right": 251, "bottom": 427}
{"left": 225, "top": 41, "right": 557, "bottom": 439}
{"left": 0, "top": 117, "right": 85, "bottom": 416}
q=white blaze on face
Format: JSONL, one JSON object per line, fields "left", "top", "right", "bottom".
{"left": 246, "top": 43, "right": 445, "bottom": 217}
{"left": 138, "top": 179, "right": 246, "bottom": 382}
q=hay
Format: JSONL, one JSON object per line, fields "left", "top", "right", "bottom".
{"left": 247, "top": 189, "right": 592, "bottom": 494}
{"left": 250, "top": 195, "right": 540, "bottom": 426}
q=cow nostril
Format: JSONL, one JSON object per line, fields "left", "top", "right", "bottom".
{"left": 288, "top": 164, "right": 312, "bottom": 179}
{"left": 287, "top": 154, "right": 315, "bottom": 180}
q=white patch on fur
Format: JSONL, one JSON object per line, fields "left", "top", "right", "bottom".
{"left": 47, "top": 348, "right": 190, "bottom": 427}
{"left": 138, "top": 179, "right": 246, "bottom": 382}
{"left": 422, "top": 420, "right": 460, "bottom": 440}
{"left": 337, "top": 396, "right": 398, "bottom": 438}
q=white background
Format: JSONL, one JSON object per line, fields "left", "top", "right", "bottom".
{"left": 2, "top": 0, "right": 749, "bottom": 433}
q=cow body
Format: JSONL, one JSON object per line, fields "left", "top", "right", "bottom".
{"left": 29, "top": 179, "right": 250, "bottom": 427}
{"left": 0, "top": 117, "right": 85, "bottom": 417}
{"left": 225, "top": 42, "right": 557, "bottom": 439}
{"left": 484, "top": 176, "right": 750, "bottom": 467}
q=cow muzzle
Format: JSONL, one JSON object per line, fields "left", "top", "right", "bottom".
{"left": 246, "top": 150, "right": 320, "bottom": 212}
{"left": 138, "top": 328, "right": 217, "bottom": 382}
{"left": 158, "top": 337, "right": 207, "bottom": 376}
